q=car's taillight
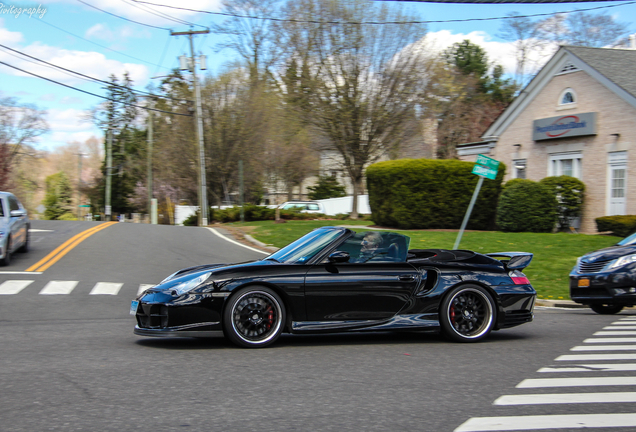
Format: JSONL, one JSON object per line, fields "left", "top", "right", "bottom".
{"left": 509, "top": 270, "right": 530, "bottom": 285}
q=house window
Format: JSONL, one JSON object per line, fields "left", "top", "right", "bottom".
{"left": 549, "top": 152, "right": 582, "bottom": 179}
{"left": 513, "top": 159, "right": 527, "bottom": 179}
{"left": 558, "top": 88, "right": 576, "bottom": 106}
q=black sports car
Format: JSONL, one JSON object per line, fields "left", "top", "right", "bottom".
{"left": 570, "top": 232, "right": 636, "bottom": 314}
{"left": 131, "top": 227, "right": 536, "bottom": 348}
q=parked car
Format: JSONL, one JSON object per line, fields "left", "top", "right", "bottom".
{"left": 278, "top": 201, "right": 325, "bottom": 214}
{"left": 132, "top": 226, "right": 536, "bottom": 348}
{"left": 570, "top": 232, "right": 636, "bottom": 314}
{"left": 0, "top": 191, "right": 30, "bottom": 266}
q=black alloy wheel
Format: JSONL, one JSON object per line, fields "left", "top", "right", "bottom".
{"left": 224, "top": 286, "right": 285, "bottom": 348}
{"left": 0, "top": 236, "right": 11, "bottom": 266}
{"left": 440, "top": 285, "right": 496, "bottom": 342}
{"left": 590, "top": 303, "right": 624, "bottom": 315}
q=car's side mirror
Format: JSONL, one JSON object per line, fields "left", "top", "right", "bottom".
{"left": 328, "top": 251, "right": 350, "bottom": 263}
{"left": 10, "top": 209, "right": 25, "bottom": 217}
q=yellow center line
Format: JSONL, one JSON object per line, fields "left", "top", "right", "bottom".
{"left": 26, "top": 222, "right": 118, "bottom": 272}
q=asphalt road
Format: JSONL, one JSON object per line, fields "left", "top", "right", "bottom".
{"left": 1, "top": 221, "right": 635, "bottom": 431}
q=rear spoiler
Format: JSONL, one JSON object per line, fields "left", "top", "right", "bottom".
{"left": 486, "top": 252, "right": 533, "bottom": 270}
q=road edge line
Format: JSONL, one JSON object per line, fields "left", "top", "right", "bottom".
{"left": 205, "top": 227, "right": 269, "bottom": 255}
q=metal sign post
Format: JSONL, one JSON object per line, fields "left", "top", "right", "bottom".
{"left": 454, "top": 155, "right": 500, "bottom": 250}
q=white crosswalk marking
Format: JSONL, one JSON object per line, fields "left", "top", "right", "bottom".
{"left": 455, "top": 414, "right": 636, "bottom": 432}
{"left": 40, "top": 280, "right": 78, "bottom": 295}
{"left": 604, "top": 326, "right": 636, "bottom": 330}
{"left": 138, "top": 284, "right": 154, "bottom": 295}
{"left": 584, "top": 337, "right": 636, "bottom": 343}
{"left": 607, "top": 321, "right": 636, "bottom": 325}
{"left": 89, "top": 282, "right": 123, "bottom": 295}
{"left": 0, "top": 280, "right": 33, "bottom": 295}
{"left": 595, "top": 331, "right": 636, "bottom": 335}
{"left": 539, "top": 363, "right": 636, "bottom": 373}
{"left": 571, "top": 345, "right": 636, "bottom": 351}
{"left": 557, "top": 353, "right": 636, "bottom": 361}
{"left": 517, "top": 376, "right": 636, "bottom": 388}
{"left": 495, "top": 392, "right": 636, "bottom": 405}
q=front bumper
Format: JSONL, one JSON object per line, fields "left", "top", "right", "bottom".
{"left": 134, "top": 325, "right": 223, "bottom": 338}
{"left": 570, "top": 268, "right": 636, "bottom": 306}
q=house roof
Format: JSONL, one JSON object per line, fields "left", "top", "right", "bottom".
{"left": 479, "top": 46, "right": 636, "bottom": 141}
{"left": 565, "top": 46, "right": 636, "bottom": 98}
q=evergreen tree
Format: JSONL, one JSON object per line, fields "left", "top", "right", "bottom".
{"left": 43, "top": 172, "right": 73, "bottom": 220}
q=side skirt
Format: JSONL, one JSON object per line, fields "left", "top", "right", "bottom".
{"left": 291, "top": 314, "right": 439, "bottom": 334}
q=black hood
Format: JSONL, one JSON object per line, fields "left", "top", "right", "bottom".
{"left": 581, "top": 244, "right": 636, "bottom": 263}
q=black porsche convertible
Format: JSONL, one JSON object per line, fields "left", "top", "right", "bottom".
{"left": 131, "top": 226, "right": 536, "bottom": 348}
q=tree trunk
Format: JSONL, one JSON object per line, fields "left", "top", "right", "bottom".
{"left": 350, "top": 177, "right": 363, "bottom": 219}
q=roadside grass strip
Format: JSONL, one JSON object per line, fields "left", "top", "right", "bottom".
{"left": 26, "top": 222, "right": 117, "bottom": 272}
{"left": 0, "top": 280, "right": 34, "bottom": 295}
{"left": 454, "top": 414, "right": 636, "bottom": 432}
{"left": 494, "top": 392, "right": 636, "bottom": 405}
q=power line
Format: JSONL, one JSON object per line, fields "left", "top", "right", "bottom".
{"left": 120, "top": 0, "right": 205, "bottom": 28}
{"left": 0, "top": 61, "right": 192, "bottom": 117}
{"left": 37, "top": 19, "right": 168, "bottom": 70}
{"left": 0, "top": 43, "right": 192, "bottom": 103}
{"left": 132, "top": 0, "right": 636, "bottom": 25}
{"left": 76, "top": 0, "right": 171, "bottom": 31}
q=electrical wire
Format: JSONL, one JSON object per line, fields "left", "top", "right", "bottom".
{"left": 0, "top": 43, "right": 192, "bottom": 103}
{"left": 0, "top": 61, "right": 192, "bottom": 116}
{"left": 120, "top": 0, "right": 205, "bottom": 28}
{"left": 76, "top": 0, "right": 171, "bottom": 31}
{"left": 37, "top": 19, "right": 168, "bottom": 70}
{"left": 132, "top": 0, "right": 636, "bottom": 25}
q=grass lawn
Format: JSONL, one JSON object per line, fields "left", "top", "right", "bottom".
{"left": 223, "top": 220, "right": 618, "bottom": 300}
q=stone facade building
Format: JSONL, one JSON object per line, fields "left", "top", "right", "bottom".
{"left": 457, "top": 46, "right": 636, "bottom": 233}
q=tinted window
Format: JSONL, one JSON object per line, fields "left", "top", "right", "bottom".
{"left": 8, "top": 196, "right": 20, "bottom": 211}
{"left": 0, "top": 198, "right": 4, "bottom": 217}
{"left": 307, "top": 204, "right": 319, "bottom": 210}
{"left": 618, "top": 233, "right": 636, "bottom": 246}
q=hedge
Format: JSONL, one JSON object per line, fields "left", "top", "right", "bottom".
{"left": 595, "top": 215, "right": 636, "bottom": 237}
{"left": 539, "top": 176, "right": 585, "bottom": 229}
{"left": 366, "top": 159, "right": 505, "bottom": 230}
{"left": 496, "top": 179, "right": 558, "bottom": 232}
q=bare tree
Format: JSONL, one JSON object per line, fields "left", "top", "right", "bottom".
{"left": 538, "top": 11, "right": 630, "bottom": 48}
{"left": 0, "top": 94, "right": 48, "bottom": 191}
{"left": 274, "top": 0, "right": 428, "bottom": 218}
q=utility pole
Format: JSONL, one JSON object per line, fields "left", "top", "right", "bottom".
{"left": 147, "top": 102, "right": 153, "bottom": 217}
{"left": 171, "top": 28, "right": 210, "bottom": 226}
{"left": 105, "top": 128, "right": 113, "bottom": 221}
{"left": 76, "top": 152, "right": 83, "bottom": 220}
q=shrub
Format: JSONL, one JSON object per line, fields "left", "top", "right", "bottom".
{"left": 496, "top": 179, "right": 558, "bottom": 232}
{"left": 307, "top": 175, "right": 346, "bottom": 200}
{"left": 595, "top": 215, "right": 636, "bottom": 237}
{"left": 366, "top": 158, "right": 505, "bottom": 230}
{"left": 183, "top": 213, "right": 198, "bottom": 226}
{"left": 57, "top": 213, "right": 77, "bottom": 221}
{"left": 539, "top": 176, "right": 585, "bottom": 229}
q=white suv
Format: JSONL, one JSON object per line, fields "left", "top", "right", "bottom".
{"left": 0, "top": 191, "right": 30, "bottom": 266}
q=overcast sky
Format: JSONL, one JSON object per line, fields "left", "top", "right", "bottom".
{"left": 0, "top": 0, "right": 634, "bottom": 151}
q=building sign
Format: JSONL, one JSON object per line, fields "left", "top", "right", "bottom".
{"left": 533, "top": 112, "right": 597, "bottom": 141}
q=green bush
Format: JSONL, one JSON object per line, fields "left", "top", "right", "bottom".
{"left": 539, "top": 176, "right": 585, "bottom": 229}
{"left": 183, "top": 213, "right": 198, "bottom": 226}
{"left": 595, "top": 215, "right": 636, "bottom": 237}
{"left": 366, "top": 158, "right": 505, "bottom": 230}
{"left": 496, "top": 180, "right": 558, "bottom": 232}
{"left": 57, "top": 213, "right": 77, "bottom": 221}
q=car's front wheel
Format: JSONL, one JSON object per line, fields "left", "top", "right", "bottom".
{"left": 0, "top": 236, "right": 12, "bottom": 266}
{"left": 440, "top": 285, "right": 496, "bottom": 342}
{"left": 224, "top": 286, "right": 285, "bottom": 348}
{"left": 590, "top": 304, "right": 624, "bottom": 315}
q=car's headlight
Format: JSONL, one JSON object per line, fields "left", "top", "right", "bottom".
{"left": 160, "top": 271, "right": 180, "bottom": 284}
{"left": 171, "top": 272, "right": 212, "bottom": 296}
{"left": 610, "top": 254, "right": 636, "bottom": 269}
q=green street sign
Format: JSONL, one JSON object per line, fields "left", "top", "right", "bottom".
{"left": 472, "top": 164, "right": 498, "bottom": 180}
{"left": 79, "top": 205, "right": 91, "bottom": 207}
{"left": 475, "top": 154, "right": 500, "bottom": 171}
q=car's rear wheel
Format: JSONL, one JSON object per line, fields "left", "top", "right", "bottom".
{"left": 0, "top": 236, "right": 12, "bottom": 266}
{"left": 440, "top": 285, "right": 496, "bottom": 343}
{"left": 590, "top": 303, "right": 624, "bottom": 315}
{"left": 224, "top": 286, "right": 285, "bottom": 348}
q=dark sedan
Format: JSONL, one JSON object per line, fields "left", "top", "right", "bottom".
{"left": 570, "top": 232, "right": 636, "bottom": 314}
{"left": 132, "top": 227, "right": 536, "bottom": 348}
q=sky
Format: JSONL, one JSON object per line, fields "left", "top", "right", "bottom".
{"left": 0, "top": 0, "right": 634, "bottom": 151}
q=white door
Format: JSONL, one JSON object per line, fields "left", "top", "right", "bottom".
{"left": 609, "top": 164, "right": 627, "bottom": 215}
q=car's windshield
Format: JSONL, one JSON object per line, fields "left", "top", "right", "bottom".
{"left": 264, "top": 228, "right": 343, "bottom": 264}
{"left": 618, "top": 232, "right": 636, "bottom": 246}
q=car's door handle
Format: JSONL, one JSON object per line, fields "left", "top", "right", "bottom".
{"left": 399, "top": 274, "right": 416, "bottom": 281}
